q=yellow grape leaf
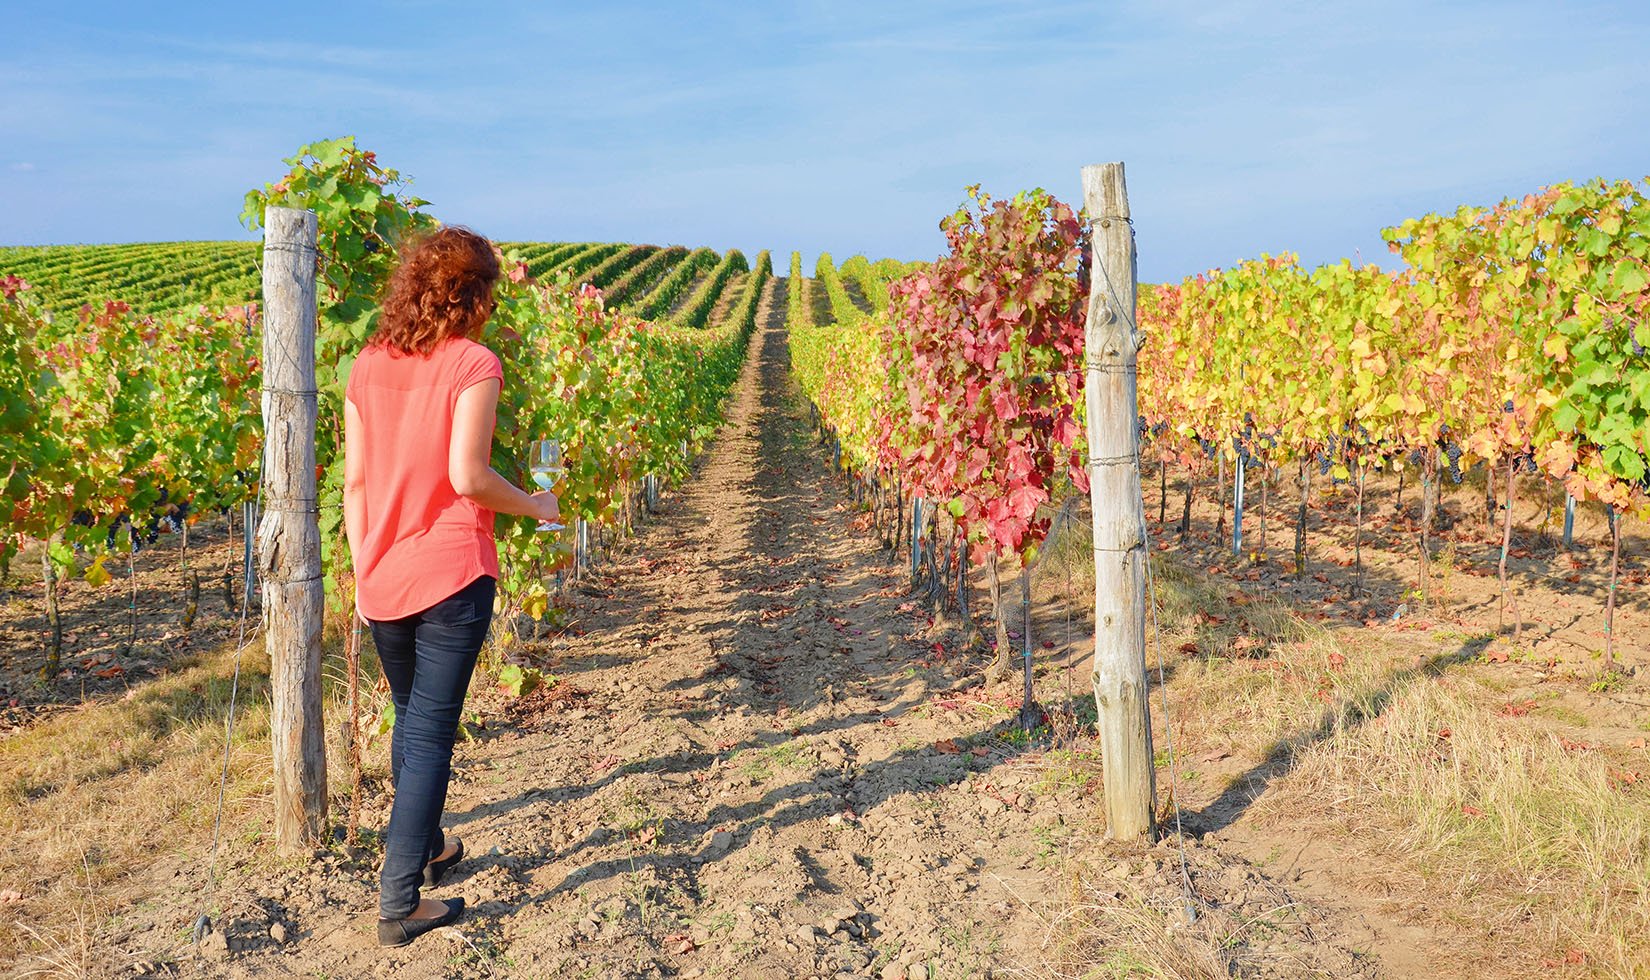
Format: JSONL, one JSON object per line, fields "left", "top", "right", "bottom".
{"left": 1541, "top": 332, "right": 1568, "bottom": 363}
{"left": 84, "top": 556, "right": 111, "bottom": 588}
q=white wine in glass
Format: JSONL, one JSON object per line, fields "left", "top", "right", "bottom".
{"left": 529, "top": 439, "right": 565, "bottom": 532}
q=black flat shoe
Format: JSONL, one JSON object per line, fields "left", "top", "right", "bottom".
{"left": 377, "top": 898, "right": 464, "bottom": 948}
{"left": 424, "top": 837, "right": 464, "bottom": 888}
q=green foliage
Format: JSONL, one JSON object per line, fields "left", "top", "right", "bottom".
{"left": 814, "top": 252, "right": 863, "bottom": 325}
{"left": 579, "top": 244, "right": 662, "bottom": 300}
{"left": 839, "top": 255, "right": 923, "bottom": 313}
{"left": 1137, "top": 175, "right": 1650, "bottom": 517}
{"left": 633, "top": 247, "right": 718, "bottom": 321}
{"left": 0, "top": 138, "right": 766, "bottom": 665}
{"left": 786, "top": 251, "right": 807, "bottom": 329}
{"left": 672, "top": 249, "right": 750, "bottom": 329}
{"left": 495, "top": 663, "right": 553, "bottom": 698}
{"left": 0, "top": 242, "right": 261, "bottom": 318}
{"left": 240, "top": 136, "right": 439, "bottom": 600}
{"left": 599, "top": 246, "right": 684, "bottom": 308}
{"left": 0, "top": 277, "right": 55, "bottom": 567}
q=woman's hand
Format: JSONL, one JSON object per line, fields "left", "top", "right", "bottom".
{"left": 530, "top": 490, "right": 560, "bottom": 524}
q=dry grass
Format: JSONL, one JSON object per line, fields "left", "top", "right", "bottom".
{"left": 1031, "top": 890, "right": 1232, "bottom": 979}
{"left": 1255, "top": 674, "right": 1650, "bottom": 978}
{"left": 1032, "top": 512, "right": 1650, "bottom": 978}
{"left": 1023, "top": 844, "right": 1364, "bottom": 980}
{"left": 0, "top": 628, "right": 393, "bottom": 976}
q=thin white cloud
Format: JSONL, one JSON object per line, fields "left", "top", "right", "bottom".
{"left": 9, "top": 162, "right": 36, "bottom": 172}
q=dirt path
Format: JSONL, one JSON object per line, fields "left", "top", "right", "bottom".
{"left": 187, "top": 280, "right": 1088, "bottom": 979}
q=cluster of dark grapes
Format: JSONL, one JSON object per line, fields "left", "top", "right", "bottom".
{"left": 72, "top": 496, "right": 194, "bottom": 553}
{"left": 1432, "top": 423, "right": 1462, "bottom": 484}
{"left": 1317, "top": 433, "right": 1345, "bottom": 482}
{"left": 1443, "top": 443, "right": 1464, "bottom": 483}
{"left": 1603, "top": 314, "right": 1645, "bottom": 356}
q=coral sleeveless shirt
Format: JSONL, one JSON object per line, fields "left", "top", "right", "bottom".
{"left": 345, "top": 337, "right": 503, "bottom": 621}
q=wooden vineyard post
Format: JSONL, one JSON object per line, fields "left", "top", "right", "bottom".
{"left": 258, "top": 207, "right": 328, "bottom": 850}
{"left": 1082, "top": 163, "right": 1156, "bottom": 841}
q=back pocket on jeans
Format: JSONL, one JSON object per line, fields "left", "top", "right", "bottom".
{"left": 423, "top": 577, "right": 495, "bottom": 628}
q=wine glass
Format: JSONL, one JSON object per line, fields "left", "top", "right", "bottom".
{"left": 529, "top": 439, "right": 565, "bottom": 532}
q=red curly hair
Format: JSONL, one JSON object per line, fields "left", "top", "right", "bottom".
{"left": 372, "top": 226, "right": 500, "bottom": 355}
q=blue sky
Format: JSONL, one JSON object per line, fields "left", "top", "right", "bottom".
{"left": 4, "top": 1, "right": 1647, "bottom": 282}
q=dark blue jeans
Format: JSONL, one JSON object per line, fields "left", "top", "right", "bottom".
{"left": 368, "top": 574, "right": 495, "bottom": 919}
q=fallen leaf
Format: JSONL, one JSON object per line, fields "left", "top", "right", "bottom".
{"left": 970, "top": 746, "right": 990, "bottom": 758}
{"left": 1461, "top": 804, "right": 1482, "bottom": 817}
{"left": 95, "top": 666, "right": 125, "bottom": 679}
{"left": 935, "top": 738, "right": 961, "bottom": 754}
{"left": 664, "top": 933, "right": 696, "bottom": 955}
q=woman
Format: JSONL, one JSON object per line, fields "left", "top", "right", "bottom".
{"left": 343, "top": 227, "right": 558, "bottom": 947}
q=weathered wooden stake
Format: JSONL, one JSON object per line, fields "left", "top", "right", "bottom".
{"left": 258, "top": 206, "right": 328, "bottom": 850}
{"left": 1605, "top": 508, "right": 1622, "bottom": 669}
{"left": 1082, "top": 162, "right": 1155, "bottom": 841}
{"left": 1496, "top": 457, "right": 1521, "bottom": 639}
{"left": 41, "top": 545, "right": 61, "bottom": 679}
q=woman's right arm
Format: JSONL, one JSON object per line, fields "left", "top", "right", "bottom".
{"left": 449, "top": 378, "right": 560, "bottom": 521}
